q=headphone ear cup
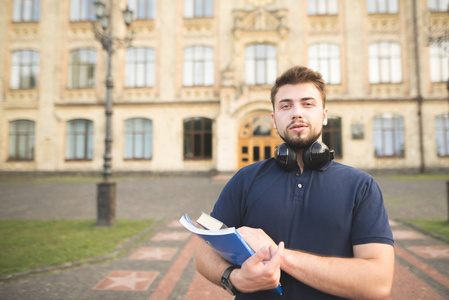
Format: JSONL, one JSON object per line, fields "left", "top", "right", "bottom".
{"left": 274, "top": 143, "right": 297, "bottom": 171}
{"left": 302, "top": 141, "right": 334, "bottom": 170}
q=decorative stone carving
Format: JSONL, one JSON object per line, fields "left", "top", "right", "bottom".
{"left": 123, "top": 88, "right": 156, "bottom": 102}
{"left": 4, "top": 90, "right": 39, "bottom": 109}
{"left": 234, "top": 7, "right": 287, "bottom": 32}
{"left": 69, "top": 22, "right": 97, "bottom": 43}
{"left": 368, "top": 15, "right": 400, "bottom": 34}
{"left": 130, "top": 20, "right": 156, "bottom": 39}
{"left": 62, "top": 89, "right": 98, "bottom": 104}
{"left": 183, "top": 19, "right": 214, "bottom": 34}
{"left": 181, "top": 87, "right": 216, "bottom": 101}
{"left": 10, "top": 23, "right": 40, "bottom": 42}
{"left": 308, "top": 15, "right": 340, "bottom": 35}
{"left": 370, "top": 83, "right": 404, "bottom": 98}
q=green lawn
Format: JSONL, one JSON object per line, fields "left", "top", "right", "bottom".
{"left": 0, "top": 219, "right": 155, "bottom": 277}
{"left": 405, "top": 219, "right": 449, "bottom": 242}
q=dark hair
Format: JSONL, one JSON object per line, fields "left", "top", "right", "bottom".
{"left": 270, "top": 66, "right": 327, "bottom": 110}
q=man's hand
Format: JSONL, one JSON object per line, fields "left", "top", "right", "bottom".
{"left": 238, "top": 226, "right": 277, "bottom": 258}
{"left": 230, "top": 241, "right": 285, "bottom": 293}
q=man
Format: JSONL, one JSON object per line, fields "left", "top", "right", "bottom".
{"left": 194, "top": 66, "right": 394, "bottom": 299}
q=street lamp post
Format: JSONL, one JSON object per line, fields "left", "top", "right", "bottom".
{"left": 92, "top": 0, "right": 133, "bottom": 226}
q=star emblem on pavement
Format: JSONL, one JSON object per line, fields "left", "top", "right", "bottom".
{"left": 151, "top": 231, "right": 191, "bottom": 241}
{"left": 129, "top": 247, "right": 178, "bottom": 260}
{"left": 93, "top": 271, "right": 159, "bottom": 291}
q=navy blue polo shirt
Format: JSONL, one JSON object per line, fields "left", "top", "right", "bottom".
{"left": 211, "top": 158, "right": 394, "bottom": 300}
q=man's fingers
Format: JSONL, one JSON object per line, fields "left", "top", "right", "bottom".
{"left": 268, "top": 241, "right": 284, "bottom": 266}
{"left": 246, "top": 246, "right": 269, "bottom": 266}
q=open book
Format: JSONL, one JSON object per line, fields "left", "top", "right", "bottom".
{"left": 179, "top": 213, "right": 283, "bottom": 295}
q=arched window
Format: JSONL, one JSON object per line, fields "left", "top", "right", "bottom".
{"left": 125, "top": 48, "right": 156, "bottom": 88}
{"left": 373, "top": 114, "right": 404, "bottom": 157}
{"left": 66, "top": 119, "right": 93, "bottom": 160}
{"left": 70, "top": 0, "right": 97, "bottom": 21}
{"left": 128, "top": 0, "right": 156, "bottom": 19}
{"left": 10, "top": 50, "right": 39, "bottom": 89}
{"left": 245, "top": 44, "right": 277, "bottom": 85}
{"left": 183, "top": 117, "right": 212, "bottom": 159}
{"left": 307, "top": 0, "right": 338, "bottom": 15}
{"left": 323, "top": 116, "right": 342, "bottom": 158}
{"left": 184, "top": 0, "right": 214, "bottom": 18}
{"left": 369, "top": 42, "right": 402, "bottom": 84}
{"left": 428, "top": 0, "right": 449, "bottom": 12}
{"left": 68, "top": 49, "right": 97, "bottom": 88}
{"left": 13, "top": 0, "right": 41, "bottom": 22}
{"left": 124, "top": 118, "right": 153, "bottom": 159}
{"left": 436, "top": 114, "right": 449, "bottom": 157}
{"left": 8, "top": 120, "right": 35, "bottom": 160}
{"left": 429, "top": 42, "right": 448, "bottom": 83}
{"left": 367, "top": 0, "right": 398, "bottom": 14}
{"left": 308, "top": 43, "right": 341, "bottom": 84}
{"left": 183, "top": 46, "right": 214, "bottom": 86}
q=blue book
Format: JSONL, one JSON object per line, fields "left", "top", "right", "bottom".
{"left": 179, "top": 213, "right": 283, "bottom": 295}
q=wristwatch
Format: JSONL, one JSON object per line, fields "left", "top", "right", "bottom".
{"left": 221, "top": 266, "right": 240, "bottom": 296}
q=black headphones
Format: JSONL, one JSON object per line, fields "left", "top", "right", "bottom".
{"left": 274, "top": 141, "right": 335, "bottom": 171}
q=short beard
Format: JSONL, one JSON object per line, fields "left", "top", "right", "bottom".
{"left": 279, "top": 129, "right": 322, "bottom": 151}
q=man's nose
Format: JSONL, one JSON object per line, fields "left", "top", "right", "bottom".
{"left": 291, "top": 104, "right": 303, "bottom": 119}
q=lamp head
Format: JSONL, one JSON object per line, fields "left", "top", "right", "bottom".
{"left": 93, "top": 1, "right": 106, "bottom": 19}
{"left": 122, "top": 6, "right": 133, "bottom": 27}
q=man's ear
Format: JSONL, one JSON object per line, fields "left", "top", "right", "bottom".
{"left": 322, "top": 108, "right": 328, "bottom": 126}
{"left": 271, "top": 112, "right": 277, "bottom": 129}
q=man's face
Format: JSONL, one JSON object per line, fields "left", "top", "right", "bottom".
{"left": 271, "top": 83, "right": 328, "bottom": 150}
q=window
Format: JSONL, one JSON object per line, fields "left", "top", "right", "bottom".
{"left": 184, "top": 117, "right": 212, "bottom": 159}
{"left": 68, "top": 49, "right": 97, "bottom": 89}
{"left": 183, "top": 46, "right": 214, "bottom": 86}
{"left": 307, "top": 0, "right": 338, "bottom": 15}
{"left": 252, "top": 117, "right": 272, "bottom": 136}
{"left": 13, "top": 0, "right": 40, "bottom": 22}
{"left": 124, "top": 118, "right": 153, "bottom": 159}
{"left": 428, "top": 0, "right": 449, "bottom": 12}
{"left": 322, "top": 116, "right": 342, "bottom": 157}
{"left": 369, "top": 42, "right": 402, "bottom": 84}
{"left": 128, "top": 0, "right": 156, "bottom": 19}
{"left": 8, "top": 120, "right": 35, "bottom": 161}
{"left": 367, "top": 0, "right": 399, "bottom": 14}
{"left": 245, "top": 44, "right": 277, "bottom": 85}
{"left": 126, "top": 48, "right": 155, "bottom": 88}
{"left": 308, "top": 43, "right": 341, "bottom": 84}
{"left": 436, "top": 114, "right": 449, "bottom": 157}
{"left": 10, "top": 50, "right": 39, "bottom": 89}
{"left": 70, "top": 0, "right": 97, "bottom": 21}
{"left": 429, "top": 42, "right": 449, "bottom": 83}
{"left": 184, "top": 0, "right": 214, "bottom": 18}
{"left": 373, "top": 114, "right": 404, "bottom": 157}
{"left": 66, "top": 119, "right": 93, "bottom": 160}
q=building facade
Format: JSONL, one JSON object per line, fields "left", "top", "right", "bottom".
{"left": 1, "top": 0, "right": 448, "bottom": 174}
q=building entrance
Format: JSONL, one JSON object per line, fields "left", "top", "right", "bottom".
{"left": 238, "top": 113, "right": 283, "bottom": 169}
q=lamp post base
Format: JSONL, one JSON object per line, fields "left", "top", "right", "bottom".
{"left": 97, "top": 181, "right": 116, "bottom": 226}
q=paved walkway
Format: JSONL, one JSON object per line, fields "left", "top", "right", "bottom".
{"left": 0, "top": 174, "right": 448, "bottom": 299}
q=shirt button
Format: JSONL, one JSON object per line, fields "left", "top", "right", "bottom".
{"left": 297, "top": 183, "right": 303, "bottom": 189}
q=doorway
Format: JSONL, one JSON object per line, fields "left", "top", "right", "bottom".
{"left": 238, "top": 112, "right": 283, "bottom": 169}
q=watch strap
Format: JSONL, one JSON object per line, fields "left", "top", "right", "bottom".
{"left": 221, "top": 266, "right": 240, "bottom": 295}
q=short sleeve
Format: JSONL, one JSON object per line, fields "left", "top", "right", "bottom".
{"left": 351, "top": 176, "right": 394, "bottom": 246}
